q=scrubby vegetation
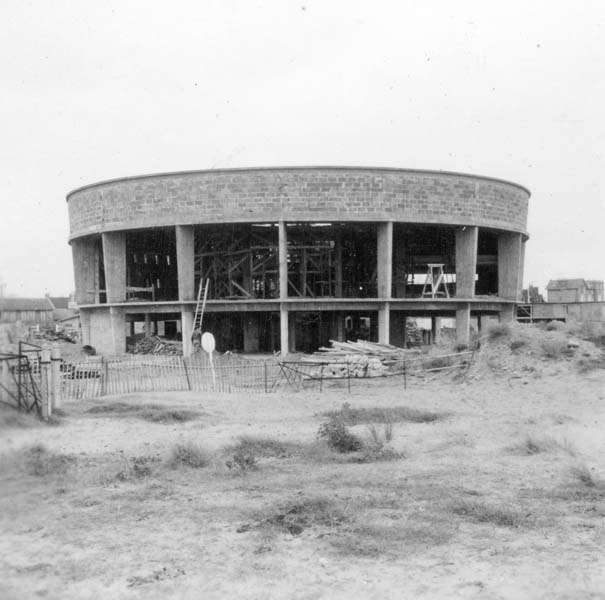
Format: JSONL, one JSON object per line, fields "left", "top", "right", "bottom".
{"left": 169, "top": 442, "right": 212, "bottom": 469}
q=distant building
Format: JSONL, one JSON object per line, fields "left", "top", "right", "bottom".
{"left": 47, "top": 296, "right": 78, "bottom": 322}
{"left": 0, "top": 297, "right": 54, "bottom": 325}
{"left": 546, "top": 279, "right": 604, "bottom": 303}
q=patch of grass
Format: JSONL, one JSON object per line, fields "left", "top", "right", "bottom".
{"left": 510, "top": 338, "right": 527, "bottom": 351}
{"left": 545, "top": 320, "right": 565, "bottom": 331}
{"left": 577, "top": 356, "right": 605, "bottom": 373}
{"left": 541, "top": 339, "right": 572, "bottom": 359}
{"left": 424, "top": 356, "right": 452, "bottom": 370}
{"left": 451, "top": 500, "right": 528, "bottom": 528}
{"left": 139, "top": 408, "right": 199, "bottom": 423}
{"left": 259, "top": 496, "right": 348, "bottom": 535}
{"left": 322, "top": 403, "right": 444, "bottom": 425}
{"left": 350, "top": 444, "right": 403, "bottom": 463}
{"left": 487, "top": 323, "right": 510, "bottom": 341}
{"left": 317, "top": 419, "right": 363, "bottom": 453}
{"left": 116, "top": 455, "right": 158, "bottom": 481}
{"left": 0, "top": 407, "right": 40, "bottom": 428}
{"left": 330, "top": 521, "right": 451, "bottom": 557}
{"left": 227, "top": 436, "right": 296, "bottom": 459}
{"left": 509, "top": 435, "right": 576, "bottom": 457}
{"left": 169, "top": 442, "right": 212, "bottom": 469}
{"left": 24, "top": 444, "right": 75, "bottom": 477}
{"left": 225, "top": 449, "right": 258, "bottom": 472}
{"left": 86, "top": 402, "right": 163, "bottom": 414}
{"left": 569, "top": 464, "right": 598, "bottom": 488}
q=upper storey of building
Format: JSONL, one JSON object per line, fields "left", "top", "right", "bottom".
{"left": 66, "top": 166, "right": 530, "bottom": 241}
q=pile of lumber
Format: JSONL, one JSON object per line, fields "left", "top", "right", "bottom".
{"left": 311, "top": 339, "right": 406, "bottom": 361}
{"left": 128, "top": 335, "right": 183, "bottom": 355}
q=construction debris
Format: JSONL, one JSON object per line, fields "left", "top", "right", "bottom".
{"left": 127, "top": 335, "right": 183, "bottom": 355}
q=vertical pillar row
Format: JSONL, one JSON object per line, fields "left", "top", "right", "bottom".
{"left": 278, "top": 221, "right": 289, "bottom": 355}
{"left": 377, "top": 221, "right": 393, "bottom": 345}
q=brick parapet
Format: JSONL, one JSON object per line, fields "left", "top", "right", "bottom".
{"left": 67, "top": 167, "right": 530, "bottom": 240}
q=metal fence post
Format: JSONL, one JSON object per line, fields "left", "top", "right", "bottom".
{"left": 50, "top": 343, "right": 61, "bottom": 409}
{"left": 40, "top": 345, "right": 51, "bottom": 420}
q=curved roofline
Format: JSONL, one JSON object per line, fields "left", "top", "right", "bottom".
{"left": 66, "top": 166, "right": 531, "bottom": 200}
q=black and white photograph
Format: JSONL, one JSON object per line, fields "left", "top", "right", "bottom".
{"left": 1, "top": 1, "right": 604, "bottom": 598}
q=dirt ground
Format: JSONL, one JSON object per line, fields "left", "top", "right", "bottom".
{"left": 1, "top": 354, "right": 604, "bottom": 599}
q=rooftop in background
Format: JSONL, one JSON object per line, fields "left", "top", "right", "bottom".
{"left": 48, "top": 296, "right": 70, "bottom": 309}
{"left": 0, "top": 297, "right": 54, "bottom": 311}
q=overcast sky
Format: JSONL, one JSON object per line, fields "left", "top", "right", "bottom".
{"left": 1, "top": 0, "right": 603, "bottom": 297}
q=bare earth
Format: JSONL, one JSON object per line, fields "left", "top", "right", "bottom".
{"left": 1, "top": 369, "right": 604, "bottom": 600}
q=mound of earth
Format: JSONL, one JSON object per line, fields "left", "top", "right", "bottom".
{"left": 465, "top": 322, "right": 604, "bottom": 382}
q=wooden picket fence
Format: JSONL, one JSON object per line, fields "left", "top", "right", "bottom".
{"left": 61, "top": 354, "right": 280, "bottom": 401}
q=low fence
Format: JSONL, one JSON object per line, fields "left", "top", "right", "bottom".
{"left": 275, "top": 350, "right": 475, "bottom": 392}
{"left": 61, "top": 354, "right": 281, "bottom": 401}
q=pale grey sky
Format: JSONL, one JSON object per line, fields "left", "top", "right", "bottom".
{"left": 1, "top": 0, "right": 603, "bottom": 297}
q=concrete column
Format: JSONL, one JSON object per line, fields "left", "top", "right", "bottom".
{"left": 334, "top": 230, "right": 343, "bottom": 297}
{"left": 278, "top": 221, "right": 289, "bottom": 355}
{"left": 144, "top": 313, "right": 151, "bottom": 336}
{"left": 50, "top": 344, "right": 61, "bottom": 409}
{"left": 455, "top": 226, "right": 478, "bottom": 298}
{"left": 500, "top": 304, "right": 516, "bottom": 323}
{"left": 431, "top": 316, "right": 442, "bottom": 344}
{"left": 71, "top": 236, "right": 98, "bottom": 305}
{"left": 280, "top": 307, "right": 289, "bottom": 355}
{"left": 288, "top": 314, "right": 297, "bottom": 353}
{"left": 102, "top": 232, "right": 126, "bottom": 303}
{"left": 176, "top": 225, "right": 195, "bottom": 301}
{"left": 243, "top": 315, "right": 260, "bottom": 353}
{"left": 40, "top": 345, "right": 51, "bottom": 419}
{"left": 79, "top": 309, "right": 92, "bottom": 346}
{"left": 181, "top": 310, "right": 193, "bottom": 356}
{"left": 456, "top": 303, "right": 471, "bottom": 346}
{"left": 335, "top": 312, "right": 345, "bottom": 342}
{"left": 476, "top": 314, "right": 482, "bottom": 332}
{"left": 518, "top": 239, "right": 527, "bottom": 300}
{"left": 377, "top": 222, "right": 393, "bottom": 298}
{"left": 498, "top": 232, "right": 523, "bottom": 300}
{"left": 393, "top": 230, "right": 407, "bottom": 298}
{"left": 378, "top": 303, "right": 390, "bottom": 344}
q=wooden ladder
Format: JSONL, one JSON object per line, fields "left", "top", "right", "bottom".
{"left": 192, "top": 278, "right": 210, "bottom": 338}
{"left": 421, "top": 264, "right": 450, "bottom": 299}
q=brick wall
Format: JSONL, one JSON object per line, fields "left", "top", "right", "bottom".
{"left": 68, "top": 167, "right": 530, "bottom": 240}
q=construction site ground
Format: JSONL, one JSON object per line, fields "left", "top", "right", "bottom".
{"left": 1, "top": 324, "right": 604, "bottom": 600}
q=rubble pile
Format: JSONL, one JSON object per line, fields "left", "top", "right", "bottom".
{"left": 127, "top": 335, "right": 183, "bottom": 355}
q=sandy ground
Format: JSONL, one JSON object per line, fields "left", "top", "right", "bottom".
{"left": 1, "top": 367, "right": 604, "bottom": 600}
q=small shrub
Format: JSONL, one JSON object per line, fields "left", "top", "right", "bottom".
{"left": 487, "top": 323, "right": 510, "bottom": 341}
{"left": 317, "top": 419, "right": 363, "bottom": 453}
{"left": 454, "top": 343, "right": 468, "bottom": 352}
{"left": 226, "top": 449, "right": 258, "bottom": 471}
{"left": 140, "top": 409, "right": 199, "bottom": 423}
{"left": 546, "top": 320, "right": 565, "bottom": 331}
{"left": 170, "top": 442, "right": 212, "bottom": 469}
{"left": 352, "top": 444, "right": 403, "bottom": 463}
{"left": 509, "top": 435, "right": 576, "bottom": 457}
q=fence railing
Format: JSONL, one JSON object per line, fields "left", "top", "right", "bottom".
{"left": 60, "top": 354, "right": 281, "bottom": 401}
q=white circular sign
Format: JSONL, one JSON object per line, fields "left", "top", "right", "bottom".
{"left": 201, "top": 332, "right": 216, "bottom": 353}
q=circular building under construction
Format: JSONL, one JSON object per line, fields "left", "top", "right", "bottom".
{"left": 67, "top": 167, "right": 530, "bottom": 356}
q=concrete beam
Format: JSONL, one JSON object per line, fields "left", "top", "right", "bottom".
{"left": 498, "top": 232, "right": 523, "bottom": 300}
{"left": 102, "top": 232, "right": 126, "bottom": 303}
{"left": 71, "top": 237, "right": 98, "bottom": 305}
{"left": 455, "top": 226, "right": 478, "bottom": 298}
{"left": 377, "top": 221, "right": 393, "bottom": 298}
{"left": 176, "top": 225, "right": 195, "bottom": 301}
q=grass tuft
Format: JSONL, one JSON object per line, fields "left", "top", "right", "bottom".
{"left": 87, "top": 402, "right": 199, "bottom": 423}
{"left": 0, "top": 407, "right": 40, "bottom": 429}
{"left": 487, "top": 323, "right": 510, "bottom": 341}
{"left": 227, "top": 436, "right": 295, "bottom": 459}
{"left": 169, "top": 442, "right": 212, "bottom": 469}
{"left": 322, "top": 403, "right": 444, "bottom": 425}
{"left": 509, "top": 435, "right": 577, "bottom": 457}
{"left": 451, "top": 500, "right": 528, "bottom": 528}
{"left": 317, "top": 419, "right": 363, "bottom": 453}
{"left": 569, "top": 464, "right": 597, "bottom": 488}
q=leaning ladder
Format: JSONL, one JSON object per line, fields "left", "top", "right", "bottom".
{"left": 192, "top": 278, "right": 210, "bottom": 339}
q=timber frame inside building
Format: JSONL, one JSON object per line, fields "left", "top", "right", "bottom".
{"left": 67, "top": 166, "right": 530, "bottom": 355}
